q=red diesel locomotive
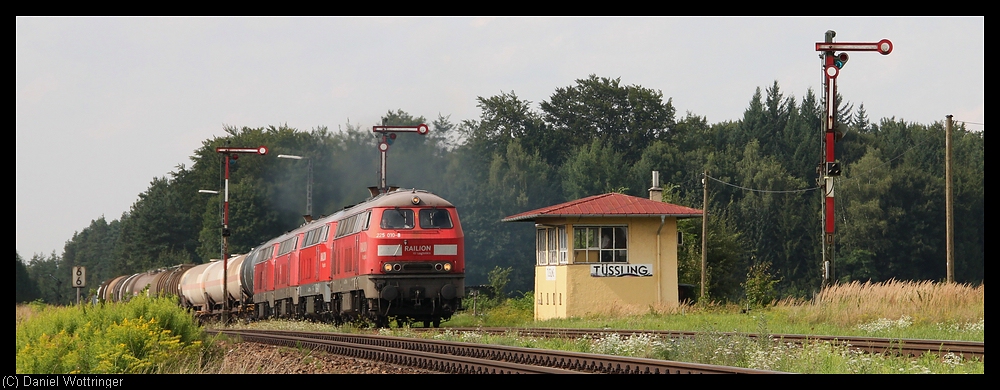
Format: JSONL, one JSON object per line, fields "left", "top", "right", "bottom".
{"left": 99, "top": 188, "right": 465, "bottom": 328}
{"left": 244, "top": 188, "right": 465, "bottom": 327}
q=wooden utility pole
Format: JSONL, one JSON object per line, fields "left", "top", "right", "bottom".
{"left": 946, "top": 115, "right": 954, "bottom": 283}
{"left": 701, "top": 171, "right": 708, "bottom": 300}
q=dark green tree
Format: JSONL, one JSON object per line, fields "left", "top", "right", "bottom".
{"left": 16, "top": 252, "right": 41, "bottom": 304}
{"left": 783, "top": 88, "right": 823, "bottom": 181}
{"left": 541, "top": 74, "right": 675, "bottom": 164}
{"left": 462, "top": 91, "right": 549, "bottom": 163}
{"left": 839, "top": 146, "right": 895, "bottom": 282}
{"left": 464, "top": 140, "right": 558, "bottom": 292}
{"left": 702, "top": 208, "right": 749, "bottom": 302}
{"left": 115, "top": 172, "right": 198, "bottom": 274}
{"left": 381, "top": 109, "right": 426, "bottom": 126}
{"left": 740, "top": 82, "right": 794, "bottom": 159}
{"left": 730, "top": 140, "right": 816, "bottom": 294}
{"left": 560, "top": 138, "right": 630, "bottom": 199}
{"left": 431, "top": 113, "right": 460, "bottom": 151}
{"left": 26, "top": 252, "right": 64, "bottom": 304}
{"left": 950, "top": 125, "right": 984, "bottom": 282}
{"left": 629, "top": 139, "right": 689, "bottom": 199}
{"left": 851, "top": 103, "right": 872, "bottom": 133}
{"left": 60, "top": 216, "right": 121, "bottom": 294}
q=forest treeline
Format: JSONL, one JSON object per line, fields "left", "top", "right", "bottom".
{"left": 17, "top": 75, "right": 984, "bottom": 305}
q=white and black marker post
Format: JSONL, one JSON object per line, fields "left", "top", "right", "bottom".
{"left": 72, "top": 266, "right": 85, "bottom": 305}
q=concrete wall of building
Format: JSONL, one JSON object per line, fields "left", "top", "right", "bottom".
{"left": 534, "top": 264, "right": 567, "bottom": 320}
{"left": 532, "top": 216, "right": 679, "bottom": 321}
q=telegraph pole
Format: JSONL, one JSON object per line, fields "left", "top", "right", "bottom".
{"left": 815, "top": 31, "right": 892, "bottom": 287}
{"left": 701, "top": 171, "right": 708, "bottom": 300}
{"left": 946, "top": 115, "right": 954, "bottom": 283}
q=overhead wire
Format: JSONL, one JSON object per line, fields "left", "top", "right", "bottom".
{"left": 703, "top": 174, "right": 820, "bottom": 194}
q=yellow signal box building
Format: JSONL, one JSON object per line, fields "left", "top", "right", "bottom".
{"left": 503, "top": 184, "right": 702, "bottom": 321}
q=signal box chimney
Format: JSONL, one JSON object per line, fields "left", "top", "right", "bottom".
{"left": 649, "top": 171, "right": 663, "bottom": 202}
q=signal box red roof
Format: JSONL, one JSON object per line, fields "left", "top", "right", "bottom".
{"left": 502, "top": 193, "right": 703, "bottom": 222}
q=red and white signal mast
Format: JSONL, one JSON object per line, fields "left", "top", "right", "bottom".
{"left": 815, "top": 30, "right": 892, "bottom": 287}
{"left": 371, "top": 123, "right": 429, "bottom": 195}
{"left": 214, "top": 144, "right": 268, "bottom": 321}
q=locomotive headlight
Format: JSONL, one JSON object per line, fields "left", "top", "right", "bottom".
{"left": 383, "top": 263, "right": 393, "bottom": 272}
{"left": 443, "top": 262, "right": 452, "bottom": 272}
{"left": 411, "top": 196, "right": 421, "bottom": 205}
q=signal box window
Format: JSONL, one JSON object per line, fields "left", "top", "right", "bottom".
{"left": 535, "top": 225, "right": 567, "bottom": 265}
{"left": 381, "top": 208, "right": 414, "bottom": 229}
{"left": 573, "top": 226, "right": 627, "bottom": 263}
{"left": 419, "top": 209, "right": 453, "bottom": 229}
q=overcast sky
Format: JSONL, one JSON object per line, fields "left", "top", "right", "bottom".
{"left": 16, "top": 16, "right": 984, "bottom": 259}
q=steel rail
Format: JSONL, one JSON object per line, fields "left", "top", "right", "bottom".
{"left": 207, "top": 329, "right": 576, "bottom": 374}
{"left": 414, "top": 327, "right": 984, "bottom": 362}
{"left": 209, "top": 328, "right": 786, "bottom": 374}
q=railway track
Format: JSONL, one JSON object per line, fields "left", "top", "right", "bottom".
{"left": 206, "top": 328, "right": 786, "bottom": 374}
{"left": 411, "top": 327, "right": 984, "bottom": 362}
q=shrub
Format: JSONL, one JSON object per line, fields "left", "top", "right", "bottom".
{"left": 16, "top": 295, "right": 204, "bottom": 374}
{"left": 742, "top": 261, "right": 780, "bottom": 308}
{"left": 488, "top": 266, "right": 513, "bottom": 301}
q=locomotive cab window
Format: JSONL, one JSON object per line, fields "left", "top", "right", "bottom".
{"left": 419, "top": 209, "right": 453, "bottom": 229}
{"left": 381, "top": 208, "right": 414, "bottom": 229}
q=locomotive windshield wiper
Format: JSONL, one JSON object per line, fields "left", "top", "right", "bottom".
{"left": 394, "top": 207, "right": 413, "bottom": 228}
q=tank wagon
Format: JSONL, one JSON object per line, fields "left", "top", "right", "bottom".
{"left": 96, "top": 264, "right": 194, "bottom": 303}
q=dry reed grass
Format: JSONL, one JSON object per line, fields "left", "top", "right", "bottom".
{"left": 778, "top": 280, "right": 984, "bottom": 327}
{"left": 578, "top": 300, "right": 696, "bottom": 319}
{"left": 16, "top": 304, "right": 36, "bottom": 326}
{"left": 210, "top": 342, "right": 330, "bottom": 374}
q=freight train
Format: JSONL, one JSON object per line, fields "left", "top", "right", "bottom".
{"left": 98, "top": 188, "right": 465, "bottom": 328}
